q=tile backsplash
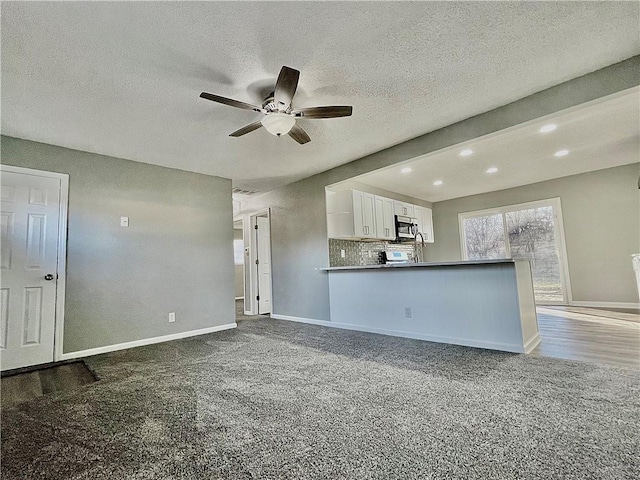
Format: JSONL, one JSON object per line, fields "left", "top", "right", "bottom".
{"left": 329, "top": 239, "right": 415, "bottom": 267}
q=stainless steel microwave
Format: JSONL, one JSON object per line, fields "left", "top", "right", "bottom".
{"left": 395, "top": 215, "right": 418, "bottom": 240}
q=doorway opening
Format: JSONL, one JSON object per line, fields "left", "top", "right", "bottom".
{"left": 459, "top": 198, "right": 572, "bottom": 305}
{"left": 243, "top": 209, "right": 272, "bottom": 316}
{"left": 233, "top": 219, "right": 245, "bottom": 320}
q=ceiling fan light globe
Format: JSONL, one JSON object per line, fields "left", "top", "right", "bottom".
{"left": 261, "top": 113, "right": 295, "bottom": 136}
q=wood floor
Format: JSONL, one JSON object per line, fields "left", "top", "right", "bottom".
{"left": 532, "top": 306, "right": 639, "bottom": 369}
{"left": 1, "top": 361, "right": 97, "bottom": 408}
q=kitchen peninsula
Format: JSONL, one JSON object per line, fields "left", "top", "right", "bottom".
{"left": 323, "top": 259, "right": 540, "bottom": 354}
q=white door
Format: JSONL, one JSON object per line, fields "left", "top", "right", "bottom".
{"left": 256, "top": 216, "right": 271, "bottom": 314}
{"left": 1, "top": 170, "right": 62, "bottom": 370}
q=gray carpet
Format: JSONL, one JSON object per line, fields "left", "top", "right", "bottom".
{"left": 2, "top": 313, "right": 639, "bottom": 479}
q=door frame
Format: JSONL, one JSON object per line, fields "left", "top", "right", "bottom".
{"left": 458, "top": 197, "right": 573, "bottom": 305}
{"left": 0, "top": 165, "right": 69, "bottom": 363}
{"left": 243, "top": 208, "right": 272, "bottom": 315}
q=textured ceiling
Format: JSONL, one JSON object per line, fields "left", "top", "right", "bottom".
{"left": 353, "top": 88, "right": 640, "bottom": 202}
{"left": 2, "top": 2, "right": 639, "bottom": 193}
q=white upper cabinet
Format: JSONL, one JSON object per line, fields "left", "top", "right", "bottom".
{"left": 374, "top": 195, "right": 395, "bottom": 240}
{"left": 353, "top": 190, "right": 376, "bottom": 238}
{"left": 393, "top": 200, "right": 414, "bottom": 218}
{"left": 414, "top": 206, "right": 434, "bottom": 243}
{"left": 327, "top": 189, "right": 434, "bottom": 242}
{"left": 327, "top": 189, "right": 376, "bottom": 239}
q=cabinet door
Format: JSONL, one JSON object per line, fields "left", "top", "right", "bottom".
{"left": 404, "top": 203, "right": 415, "bottom": 218}
{"left": 415, "top": 206, "right": 434, "bottom": 243}
{"left": 393, "top": 201, "right": 414, "bottom": 218}
{"left": 353, "top": 190, "right": 376, "bottom": 238}
{"left": 352, "top": 190, "right": 366, "bottom": 237}
{"left": 375, "top": 195, "right": 395, "bottom": 240}
{"left": 362, "top": 192, "right": 376, "bottom": 238}
{"left": 393, "top": 201, "right": 405, "bottom": 217}
{"left": 382, "top": 197, "right": 395, "bottom": 239}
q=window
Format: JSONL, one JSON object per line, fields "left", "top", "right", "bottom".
{"left": 459, "top": 198, "right": 570, "bottom": 304}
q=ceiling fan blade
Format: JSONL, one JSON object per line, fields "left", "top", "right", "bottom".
{"left": 200, "top": 92, "right": 264, "bottom": 112}
{"left": 288, "top": 123, "right": 311, "bottom": 145}
{"left": 229, "top": 121, "right": 263, "bottom": 137}
{"left": 274, "top": 66, "right": 300, "bottom": 110}
{"left": 293, "top": 106, "right": 353, "bottom": 119}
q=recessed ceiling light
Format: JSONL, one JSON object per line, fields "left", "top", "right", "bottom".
{"left": 486, "top": 167, "right": 498, "bottom": 174}
{"left": 554, "top": 149, "right": 569, "bottom": 157}
{"left": 433, "top": 180, "right": 443, "bottom": 186}
{"left": 401, "top": 167, "right": 412, "bottom": 174}
{"left": 539, "top": 124, "right": 557, "bottom": 133}
{"left": 459, "top": 149, "right": 473, "bottom": 157}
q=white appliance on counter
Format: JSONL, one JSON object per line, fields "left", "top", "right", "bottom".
{"left": 383, "top": 250, "right": 411, "bottom": 265}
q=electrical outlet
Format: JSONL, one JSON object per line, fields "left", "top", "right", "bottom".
{"left": 169, "top": 312, "right": 176, "bottom": 323}
{"left": 340, "top": 249, "right": 346, "bottom": 258}
{"left": 404, "top": 307, "right": 412, "bottom": 319}
{"left": 120, "top": 216, "right": 129, "bottom": 227}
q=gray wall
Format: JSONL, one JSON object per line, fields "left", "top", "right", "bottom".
{"left": 427, "top": 164, "right": 640, "bottom": 304}
{"left": 241, "top": 57, "right": 640, "bottom": 321}
{"left": 243, "top": 180, "right": 331, "bottom": 320}
{"left": 1, "top": 136, "right": 235, "bottom": 353}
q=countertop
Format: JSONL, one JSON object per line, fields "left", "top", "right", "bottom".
{"left": 320, "top": 259, "right": 519, "bottom": 271}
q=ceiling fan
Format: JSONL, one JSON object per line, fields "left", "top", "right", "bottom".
{"left": 199, "top": 66, "right": 353, "bottom": 145}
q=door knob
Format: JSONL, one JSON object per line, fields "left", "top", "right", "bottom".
{"left": 44, "top": 274, "right": 55, "bottom": 281}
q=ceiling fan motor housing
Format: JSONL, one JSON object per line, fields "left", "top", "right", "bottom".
{"left": 262, "top": 94, "right": 291, "bottom": 114}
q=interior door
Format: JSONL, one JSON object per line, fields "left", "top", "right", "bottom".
{"left": 256, "top": 216, "right": 271, "bottom": 314}
{"left": 1, "top": 170, "right": 62, "bottom": 371}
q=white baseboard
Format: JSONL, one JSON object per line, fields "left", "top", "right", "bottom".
{"left": 270, "top": 314, "right": 528, "bottom": 354}
{"left": 270, "top": 313, "right": 333, "bottom": 327}
{"left": 58, "top": 323, "right": 237, "bottom": 361}
{"left": 570, "top": 301, "right": 639, "bottom": 309}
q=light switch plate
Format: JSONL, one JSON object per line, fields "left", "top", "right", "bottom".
{"left": 120, "top": 216, "right": 129, "bottom": 227}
